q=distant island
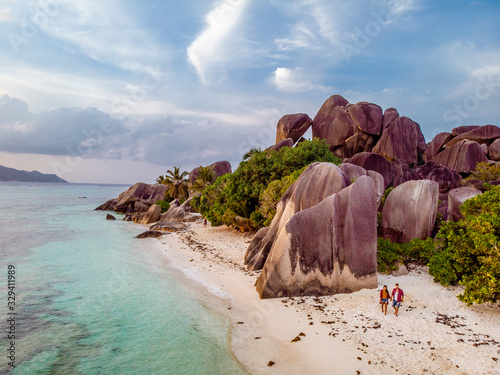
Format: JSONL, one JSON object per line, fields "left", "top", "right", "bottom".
{"left": 0, "top": 165, "right": 67, "bottom": 183}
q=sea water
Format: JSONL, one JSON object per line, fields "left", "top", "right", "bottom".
{"left": 0, "top": 182, "right": 247, "bottom": 375}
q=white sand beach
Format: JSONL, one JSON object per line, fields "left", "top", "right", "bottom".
{"left": 155, "top": 222, "right": 500, "bottom": 375}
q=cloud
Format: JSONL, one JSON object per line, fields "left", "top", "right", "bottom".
{"left": 271, "top": 67, "right": 330, "bottom": 93}
{"left": 0, "top": 8, "right": 13, "bottom": 22}
{"left": 35, "top": 0, "right": 162, "bottom": 74}
{"left": 187, "top": 0, "right": 250, "bottom": 84}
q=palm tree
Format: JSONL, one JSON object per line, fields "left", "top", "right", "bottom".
{"left": 160, "top": 166, "right": 189, "bottom": 199}
{"left": 242, "top": 147, "right": 262, "bottom": 160}
{"left": 190, "top": 166, "right": 216, "bottom": 196}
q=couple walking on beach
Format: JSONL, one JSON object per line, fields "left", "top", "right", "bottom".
{"left": 379, "top": 284, "right": 404, "bottom": 316}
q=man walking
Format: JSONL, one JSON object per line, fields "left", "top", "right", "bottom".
{"left": 391, "top": 283, "right": 404, "bottom": 317}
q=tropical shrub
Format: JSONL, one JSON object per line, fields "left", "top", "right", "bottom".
{"left": 194, "top": 139, "right": 341, "bottom": 229}
{"left": 430, "top": 186, "right": 500, "bottom": 305}
{"left": 465, "top": 161, "right": 500, "bottom": 182}
{"left": 377, "top": 237, "right": 436, "bottom": 274}
{"left": 155, "top": 200, "right": 170, "bottom": 213}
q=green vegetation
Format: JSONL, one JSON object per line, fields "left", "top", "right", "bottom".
{"left": 430, "top": 186, "right": 500, "bottom": 305}
{"left": 378, "top": 186, "right": 500, "bottom": 305}
{"left": 155, "top": 200, "right": 170, "bottom": 213}
{"left": 192, "top": 139, "right": 341, "bottom": 230}
{"left": 377, "top": 238, "right": 435, "bottom": 274}
{"left": 156, "top": 166, "right": 189, "bottom": 199}
{"left": 464, "top": 161, "right": 500, "bottom": 182}
{"left": 189, "top": 166, "right": 216, "bottom": 196}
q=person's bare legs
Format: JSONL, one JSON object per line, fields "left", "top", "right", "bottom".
{"left": 384, "top": 303, "right": 388, "bottom": 315}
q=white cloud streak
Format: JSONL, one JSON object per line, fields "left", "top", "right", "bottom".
{"left": 187, "top": 0, "right": 250, "bottom": 84}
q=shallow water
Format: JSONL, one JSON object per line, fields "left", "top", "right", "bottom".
{"left": 0, "top": 182, "right": 247, "bottom": 374}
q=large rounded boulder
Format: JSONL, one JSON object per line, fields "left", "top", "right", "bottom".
{"left": 96, "top": 183, "right": 168, "bottom": 213}
{"left": 312, "top": 95, "right": 355, "bottom": 148}
{"left": 256, "top": 176, "right": 378, "bottom": 298}
{"left": 276, "top": 114, "right": 312, "bottom": 144}
{"left": 447, "top": 187, "right": 482, "bottom": 222}
{"left": 432, "top": 140, "right": 487, "bottom": 173}
{"left": 423, "top": 132, "right": 454, "bottom": 162}
{"left": 372, "top": 116, "right": 427, "bottom": 166}
{"left": 381, "top": 180, "right": 439, "bottom": 243}
{"left": 245, "top": 162, "right": 351, "bottom": 270}
{"left": 347, "top": 152, "right": 395, "bottom": 188}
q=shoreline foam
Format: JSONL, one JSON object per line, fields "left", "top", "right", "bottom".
{"left": 154, "top": 222, "right": 500, "bottom": 375}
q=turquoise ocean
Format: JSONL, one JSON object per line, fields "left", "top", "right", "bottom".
{"left": 0, "top": 182, "right": 247, "bottom": 375}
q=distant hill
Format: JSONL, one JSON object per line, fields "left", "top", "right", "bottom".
{"left": 0, "top": 165, "right": 67, "bottom": 183}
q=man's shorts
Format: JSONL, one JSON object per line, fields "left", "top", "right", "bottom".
{"left": 392, "top": 300, "right": 401, "bottom": 308}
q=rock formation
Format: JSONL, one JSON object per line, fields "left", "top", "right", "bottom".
{"left": 96, "top": 183, "right": 167, "bottom": 213}
{"left": 276, "top": 114, "right": 312, "bottom": 144}
{"left": 255, "top": 176, "right": 378, "bottom": 298}
{"left": 415, "top": 161, "right": 462, "bottom": 193}
{"left": 136, "top": 230, "right": 166, "bottom": 238}
{"left": 139, "top": 204, "right": 161, "bottom": 224}
{"left": 423, "top": 132, "right": 453, "bottom": 162}
{"left": 347, "top": 152, "right": 394, "bottom": 188}
{"left": 446, "top": 125, "right": 500, "bottom": 147}
{"left": 447, "top": 187, "right": 482, "bottom": 222}
{"left": 381, "top": 180, "right": 439, "bottom": 243}
{"left": 372, "top": 116, "right": 426, "bottom": 166}
{"left": 189, "top": 161, "right": 232, "bottom": 185}
{"left": 432, "top": 140, "right": 487, "bottom": 173}
{"left": 265, "top": 138, "right": 294, "bottom": 152}
{"left": 245, "top": 162, "right": 351, "bottom": 270}
{"left": 488, "top": 138, "right": 500, "bottom": 160}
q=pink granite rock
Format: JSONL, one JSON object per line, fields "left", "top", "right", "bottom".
{"left": 189, "top": 161, "right": 232, "bottom": 185}
{"left": 256, "top": 176, "right": 378, "bottom": 298}
{"left": 346, "top": 102, "right": 383, "bottom": 136}
{"left": 312, "top": 95, "right": 355, "bottom": 148}
{"left": 415, "top": 161, "right": 462, "bottom": 193}
{"left": 447, "top": 187, "right": 482, "bottom": 222}
{"left": 451, "top": 125, "right": 480, "bottom": 136}
{"left": 245, "top": 162, "right": 351, "bottom": 270}
{"left": 347, "top": 152, "right": 395, "bottom": 188}
{"left": 382, "top": 107, "right": 399, "bottom": 132}
{"left": 489, "top": 138, "right": 500, "bottom": 160}
{"left": 276, "top": 114, "right": 312, "bottom": 144}
{"left": 381, "top": 180, "right": 439, "bottom": 243}
{"left": 432, "top": 140, "right": 487, "bottom": 173}
{"left": 447, "top": 125, "right": 500, "bottom": 147}
{"left": 423, "top": 132, "right": 454, "bottom": 162}
{"left": 265, "top": 138, "right": 294, "bottom": 152}
{"left": 372, "top": 116, "right": 427, "bottom": 166}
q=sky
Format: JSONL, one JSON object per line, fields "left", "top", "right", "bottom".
{"left": 0, "top": 0, "right": 499, "bottom": 184}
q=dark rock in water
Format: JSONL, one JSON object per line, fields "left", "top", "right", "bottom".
{"left": 432, "top": 140, "right": 487, "bottom": 173}
{"left": 392, "top": 160, "right": 420, "bottom": 187}
{"left": 382, "top": 107, "right": 399, "bottom": 132}
{"left": 447, "top": 187, "right": 482, "bottom": 222}
{"left": 276, "top": 114, "right": 312, "bottom": 144}
{"left": 381, "top": 180, "right": 439, "bottom": 243}
{"left": 96, "top": 183, "right": 167, "bottom": 213}
{"left": 189, "top": 161, "right": 232, "bottom": 186}
{"left": 452, "top": 125, "right": 480, "bottom": 136}
{"left": 255, "top": 176, "right": 378, "bottom": 299}
{"left": 372, "top": 116, "right": 427, "bottom": 167}
{"left": 106, "top": 214, "right": 116, "bottom": 220}
{"left": 312, "top": 95, "right": 355, "bottom": 148}
{"left": 345, "top": 101, "right": 383, "bottom": 136}
{"left": 423, "top": 132, "right": 454, "bottom": 162}
{"left": 447, "top": 125, "right": 500, "bottom": 147}
{"left": 415, "top": 161, "right": 462, "bottom": 193}
{"left": 136, "top": 230, "right": 166, "bottom": 239}
{"left": 149, "top": 221, "right": 187, "bottom": 232}
{"left": 265, "top": 138, "right": 294, "bottom": 152}
{"left": 245, "top": 162, "right": 351, "bottom": 271}
{"left": 347, "top": 152, "right": 395, "bottom": 188}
